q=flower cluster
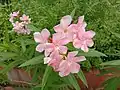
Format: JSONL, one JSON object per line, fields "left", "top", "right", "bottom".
{"left": 34, "top": 15, "right": 95, "bottom": 77}
{"left": 9, "top": 11, "right": 31, "bottom": 34}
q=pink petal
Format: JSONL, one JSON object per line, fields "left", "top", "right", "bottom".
{"left": 77, "top": 29, "right": 85, "bottom": 39}
{"left": 73, "top": 39, "right": 82, "bottom": 49}
{"left": 59, "top": 72, "right": 65, "bottom": 77}
{"left": 59, "top": 69, "right": 70, "bottom": 77}
{"left": 54, "top": 24, "right": 64, "bottom": 33}
{"left": 50, "top": 50, "right": 60, "bottom": 59}
{"left": 60, "top": 15, "right": 72, "bottom": 29}
{"left": 86, "top": 39, "right": 94, "bottom": 47}
{"left": 78, "top": 16, "right": 84, "bottom": 25}
{"left": 44, "top": 50, "right": 51, "bottom": 57}
{"left": 36, "top": 44, "right": 45, "bottom": 52}
{"left": 12, "top": 11, "right": 19, "bottom": 17}
{"left": 9, "top": 17, "right": 14, "bottom": 23}
{"left": 58, "top": 61, "right": 71, "bottom": 77}
{"left": 41, "top": 29, "right": 50, "bottom": 41}
{"left": 44, "top": 57, "right": 51, "bottom": 64}
{"left": 59, "top": 46, "right": 68, "bottom": 54}
{"left": 84, "top": 30, "right": 95, "bottom": 38}
{"left": 52, "top": 33, "right": 63, "bottom": 43}
{"left": 70, "top": 62, "right": 80, "bottom": 73}
{"left": 58, "top": 60, "right": 67, "bottom": 71}
{"left": 49, "top": 58, "right": 58, "bottom": 70}
{"left": 77, "top": 16, "right": 87, "bottom": 32}
{"left": 68, "top": 24, "right": 78, "bottom": 33}
{"left": 66, "top": 32, "right": 74, "bottom": 42}
{"left": 82, "top": 22, "right": 87, "bottom": 29}
{"left": 58, "top": 38, "right": 70, "bottom": 45}
{"left": 45, "top": 43, "right": 54, "bottom": 52}
{"left": 68, "top": 51, "right": 78, "bottom": 59}
{"left": 81, "top": 44, "right": 89, "bottom": 52}
{"left": 49, "top": 55, "right": 61, "bottom": 71}
{"left": 33, "top": 32, "right": 43, "bottom": 43}
{"left": 74, "top": 56, "right": 86, "bottom": 62}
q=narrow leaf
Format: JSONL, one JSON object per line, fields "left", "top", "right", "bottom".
{"left": 78, "top": 49, "right": 107, "bottom": 57}
{"left": 101, "top": 60, "right": 120, "bottom": 66}
{"left": 70, "top": 8, "right": 76, "bottom": 18}
{"left": 20, "top": 38, "right": 26, "bottom": 52}
{"left": 19, "top": 55, "right": 44, "bottom": 67}
{"left": 77, "top": 70, "right": 88, "bottom": 87}
{"left": 0, "top": 60, "right": 22, "bottom": 73}
{"left": 103, "top": 77, "right": 120, "bottom": 90}
{"left": 27, "top": 24, "right": 40, "bottom": 31}
{"left": 0, "top": 52, "right": 18, "bottom": 60}
{"left": 41, "top": 66, "right": 52, "bottom": 90}
{"left": 67, "top": 44, "right": 106, "bottom": 57}
{"left": 67, "top": 74, "right": 80, "bottom": 90}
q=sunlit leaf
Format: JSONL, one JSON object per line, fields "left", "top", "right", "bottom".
{"left": 77, "top": 70, "right": 88, "bottom": 87}
{"left": 78, "top": 49, "right": 107, "bottom": 57}
{"left": 67, "top": 74, "right": 81, "bottom": 90}
{"left": 19, "top": 55, "right": 44, "bottom": 67}
{"left": 0, "top": 52, "right": 18, "bottom": 61}
{"left": 70, "top": 8, "right": 76, "bottom": 18}
{"left": 27, "top": 24, "right": 40, "bottom": 31}
{"left": 101, "top": 60, "right": 120, "bottom": 66}
{"left": 67, "top": 43, "right": 106, "bottom": 57}
{"left": 20, "top": 38, "right": 26, "bottom": 52}
{"left": 41, "top": 66, "right": 52, "bottom": 90}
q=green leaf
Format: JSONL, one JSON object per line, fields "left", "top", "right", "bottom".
{"left": 27, "top": 24, "right": 40, "bottom": 31}
{"left": 101, "top": 60, "right": 120, "bottom": 66}
{"left": 67, "top": 43, "right": 106, "bottom": 57}
{"left": 0, "top": 60, "right": 22, "bottom": 73}
{"left": 41, "top": 66, "right": 52, "bottom": 90}
{"left": 67, "top": 43, "right": 76, "bottom": 51}
{"left": 77, "top": 70, "right": 88, "bottom": 87}
{"left": 19, "top": 55, "right": 44, "bottom": 67}
{"left": 67, "top": 74, "right": 80, "bottom": 90}
{"left": 70, "top": 8, "right": 76, "bottom": 18}
{"left": 103, "top": 77, "right": 120, "bottom": 90}
{"left": 0, "top": 52, "right": 18, "bottom": 60}
{"left": 111, "top": 31, "right": 120, "bottom": 39}
{"left": 78, "top": 49, "right": 107, "bottom": 57}
{"left": 20, "top": 38, "right": 26, "bottom": 52}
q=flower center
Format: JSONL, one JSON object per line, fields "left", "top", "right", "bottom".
{"left": 48, "top": 38, "right": 52, "bottom": 43}
{"left": 61, "top": 54, "right": 67, "bottom": 60}
{"left": 64, "top": 29, "right": 67, "bottom": 33}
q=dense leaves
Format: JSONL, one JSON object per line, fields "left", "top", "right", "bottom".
{"left": 0, "top": 0, "right": 120, "bottom": 90}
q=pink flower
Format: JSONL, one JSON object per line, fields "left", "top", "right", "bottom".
{"left": 58, "top": 51, "right": 86, "bottom": 77}
{"left": 54, "top": 15, "right": 73, "bottom": 42}
{"left": 13, "top": 21, "right": 30, "bottom": 34}
{"left": 73, "top": 30, "right": 95, "bottom": 52}
{"left": 9, "top": 17, "right": 14, "bottom": 23}
{"left": 20, "top": 14, "right": 31, "bottom": 24}
{"left": 68, "top": 16, "right": 87, "bottom": 33}
{"left": 45, "top": 32, "right": 69, "bottom": 57}
{"left": 34, "top": 29, "right": 53, "bottom": 56}
{"left": 10, "top": 11, "right": 19, "bottom": 17}
{"left": 9, "top": 11, "right": 19, "bottom": 23}
{"left": 68, "top": 16, "right": 95, "bottom": 52}
{"left": 44, "top": 51, "right": 62, "bottom": 71}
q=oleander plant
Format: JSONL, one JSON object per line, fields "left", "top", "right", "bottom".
{"left": 0, "top": 0, "right": 120, "bottom": 90}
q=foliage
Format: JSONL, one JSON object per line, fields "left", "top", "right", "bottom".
{"left": 100, "top": 32, "right": 120, "bottom": 90}
{"left": 0, "top": 0, "right": 120, "bottom": 90}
